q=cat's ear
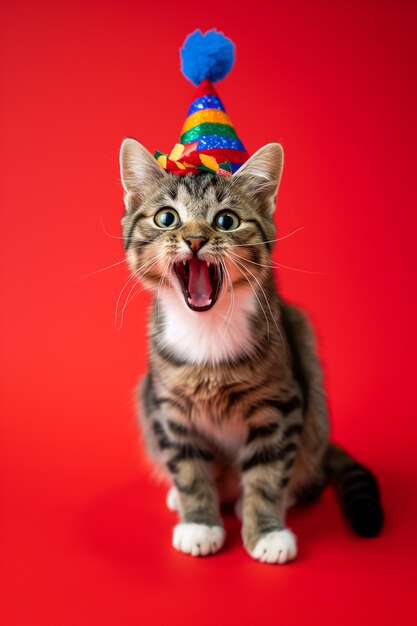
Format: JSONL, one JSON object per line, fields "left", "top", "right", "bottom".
{"left": 233, "top": 143, "right": 284, "bottom": 215}
{"left": 120, "top": 137, "right": 165, "bottom": 202}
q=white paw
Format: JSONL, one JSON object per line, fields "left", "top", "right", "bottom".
{"left": 166, "top": 486, "right": 181, "bottom": 512}
{"left": 251, "top": 529, "right": 297, "bottom": 564}
{"left": 173, "top": 523, "right": 225, "bottom": 557}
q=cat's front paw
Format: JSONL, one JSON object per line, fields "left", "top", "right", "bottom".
{"left": 173, "top": 523, "right": 225, "bottom": 557}
{"left": 250, "top": 529, "right": 297, "bottom": 564}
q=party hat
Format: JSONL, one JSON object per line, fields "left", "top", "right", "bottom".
{"left": 155, "top": 30, "right": 249, "bottom": 176}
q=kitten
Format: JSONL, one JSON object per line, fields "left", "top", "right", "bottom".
{"left": 119, "top": 138, "right": 383, "bottom": 563}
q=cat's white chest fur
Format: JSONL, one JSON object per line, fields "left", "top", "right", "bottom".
{"left": 158, "top": 286, "right": 257, "bottom": 365}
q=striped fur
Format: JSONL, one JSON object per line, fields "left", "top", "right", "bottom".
{"left": 325, "top": 443, "right": 384, "bottom": 537}
{"left": 119, "top": 139, "right": 384, "bottom": 562}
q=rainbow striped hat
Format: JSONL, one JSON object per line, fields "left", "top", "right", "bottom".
{"left": 155, "top": 30, "right": 249, "bottom": 177}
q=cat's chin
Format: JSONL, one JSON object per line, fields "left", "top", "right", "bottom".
{"left": 173, "top": 258, "right": 223, "bottom": 312}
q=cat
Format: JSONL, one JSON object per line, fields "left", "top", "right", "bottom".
{"left": 119, "top": 137, "right": 383, "bottom": 563}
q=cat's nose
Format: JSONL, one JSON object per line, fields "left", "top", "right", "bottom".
{"left": 184, "top": 235, "right": 208, "bottom": 253}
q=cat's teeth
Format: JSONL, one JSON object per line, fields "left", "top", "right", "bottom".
{"left": 187, "top": 297, "right": 212, "bottom": 306}
{"left": 207, "top": 262, "right": 210, "bottom": 267}
{"left": 183, "top": 260, "right": 186, "bottom": 266}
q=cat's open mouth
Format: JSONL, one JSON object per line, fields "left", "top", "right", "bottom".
{"left": 174, "top": 258, "right": 222, "bottom": 312}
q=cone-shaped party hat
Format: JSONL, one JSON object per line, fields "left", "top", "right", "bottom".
{"left": 155, "top": 30, "right": 249, "bottom": 176}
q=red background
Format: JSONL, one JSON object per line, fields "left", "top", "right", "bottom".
{"left": 1, "top": 1, "right": 416, "bottom": 624}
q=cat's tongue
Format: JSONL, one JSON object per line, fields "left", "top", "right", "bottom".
{"left": 188, "top": 258, "right": 212, "bottom": 308}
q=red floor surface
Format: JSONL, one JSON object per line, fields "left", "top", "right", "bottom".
{"left": 1, "top": 1, "right": 416, "bottom": 624}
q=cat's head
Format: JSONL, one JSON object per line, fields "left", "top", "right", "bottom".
{"left": 119, "top": 139, "right": 283, "bottom": 312}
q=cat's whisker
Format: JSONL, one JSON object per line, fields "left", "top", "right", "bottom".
{"left": 117, "top": 255, "right": 165, "bottom": 328}
{"left": 164, "top": 259, "right": 174, "bottom": 296}
{"left": 229, "top": 249, "right": 279, "bottom": 269}
{"left": 229, "top": 249, "right": 329, "bottom": 276}
{"left": 231, "top": 227, "right": 305, "bottom": 248}
{"left": 167, "top": 262, "right": 174, "bottom": 302}
{"left": 226, "top": 253, "right": 286, "bottom": 351}
{"left": 120, "top": 281, "right": 148, "bottom": 318}
{"left": 156, "top": 257, "right": 172, "bottom": 324}
{"left": 225, "top": 253, "right": 270, "bottom": 342}
{"left": 219, "top": 261, "right": 232, "bottom": 329}
{"left": 100, "top": 219, "right": 126, "bottom": 241}
{"left": 224, "top": 266, "right": 235, "bottom": 337}
{"left": 229, "top": 253, "right": 286, "bottom": 351}
{"left": 78, "top": 258, "right": 128, "bottom": 282}
{"left": 269, "top": 261, "right": 332, "bottom": 276}
{"left": 115, "top": 252, "right": 165, "bottom": 327}
{"left": 118, "top": 276, "right": 142, "bottom": 329}
{"left": 115, "top": 272, "right": 138, "bottom": 327}
{"left": 219, "top": 260, "right": 235, "bottom": 337}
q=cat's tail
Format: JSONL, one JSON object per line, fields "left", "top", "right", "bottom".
{"left": 324, "top": 442, "right": 384, "bottom": 537}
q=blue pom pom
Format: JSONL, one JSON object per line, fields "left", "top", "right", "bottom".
{"left": 180, "top": 29, "right": 235, "bottom": 86}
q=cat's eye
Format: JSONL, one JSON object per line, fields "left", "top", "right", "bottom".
{"left": 214, "top": 210, "right": 240, "bottom": 232}
{"left": 154, "top": 208, "right": 180, "bottom": 229}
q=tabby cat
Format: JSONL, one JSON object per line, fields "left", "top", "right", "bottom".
{"left": 119, "top": 137, "right": 383, "bottom": 563}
